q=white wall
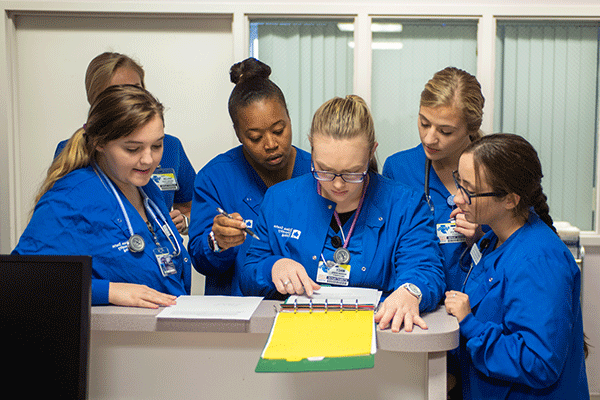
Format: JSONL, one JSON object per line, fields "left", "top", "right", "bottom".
{"left": 12, "top": 13, "right": 235, "bottom": 233}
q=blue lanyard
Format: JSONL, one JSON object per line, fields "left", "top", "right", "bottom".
{"left": 96, "top": 167, "right": 181, "bottom": 257}
{"left": 140, "top": 188, "right": 181, "bottom": 257}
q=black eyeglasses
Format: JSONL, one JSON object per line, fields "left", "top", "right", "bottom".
{"left": 452, "top": 170, "right": 506, "bottom": 205}
{"left": 311, "top": 163, "right": 368, "bottom": 183}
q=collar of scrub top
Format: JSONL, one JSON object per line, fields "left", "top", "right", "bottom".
{"left": 460, "top": 237, "right": 492, "bottom": 291}
{"left": 424, "top": 158, "right": 456, "bottom": 213}
{"left": 95, "top": 166, "right": 181, "bottom": 257}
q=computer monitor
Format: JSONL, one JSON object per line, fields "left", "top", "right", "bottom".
{"left": 0, "top": 254, "right": 92, "bottom": 399}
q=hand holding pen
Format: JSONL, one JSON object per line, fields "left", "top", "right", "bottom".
{"left": 211, "top": 207, "right": 260, "bottom": 251}
{"left": 217, "top": 208, "right": 260, "bottom": 240}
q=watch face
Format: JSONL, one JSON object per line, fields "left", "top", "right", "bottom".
{"left": 408, "top": 283, "right": 421, "bottom": 295}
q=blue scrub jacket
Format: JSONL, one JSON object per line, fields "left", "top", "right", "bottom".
{"left": 383, "top": 144, "right": 471, "bottom": 292}
{"left": 240, "top": 172, "right": 446, "bottom": 311}
{"left": 13, "top": 166, "right": 192, "bottom": 305}
{"left": 188, "top": 145, "right": 311, "bottom": 296}
{"left": 459, "top": 212, "right": 588, "bottom": 399}
{"left": 54, "top": 134, "right": 195, "bottom": 210}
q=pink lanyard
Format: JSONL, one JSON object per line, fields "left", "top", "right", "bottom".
{"left": 317, "top": 176, "right": 369, "bottom": 249}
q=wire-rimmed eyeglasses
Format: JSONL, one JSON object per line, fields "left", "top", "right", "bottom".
{"left": 452, "top": 170, "right": 506, "bottom": 205}
{"left": 311, "top": 163, "right": 368, "bottom": 183}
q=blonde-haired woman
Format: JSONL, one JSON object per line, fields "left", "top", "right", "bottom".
{"left": 241, "top": 95, "right": 445, "bottom": 332}
{"left": 14, "top": 85, "right": 191, "bottom": 308}
{"left": 383, "top": 66, "right": 486, "bottom": 293}
{"left": 54, "top": 52, "right": 195, "bottom": 234}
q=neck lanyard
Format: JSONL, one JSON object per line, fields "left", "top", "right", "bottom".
{"left": 317, "top": 176, "right": 369, "bottom": 264}
{"left": 140, "top": 188, "right": 182, "bottom": 257}
{"left": 96, "top": 167, "right": 181, "bottom": 257}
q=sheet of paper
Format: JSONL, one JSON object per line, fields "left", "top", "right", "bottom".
{"left": 286, "top": 286, "right": 382, "bottom": 308}
{"left": 156, "top": 295, "right": 263, "bottom": 320}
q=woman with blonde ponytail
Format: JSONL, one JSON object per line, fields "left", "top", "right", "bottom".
{"left": 241, "top": 95, "right": 445, "bottom": 333}
{"left": 445, "top": 134, "right": 589, "bottom": 399}
{"left": 14, "top": 85, "right": 192, "bottom": 309}
{"left": 383, "top": 66, "right": 486, "bottom": 294}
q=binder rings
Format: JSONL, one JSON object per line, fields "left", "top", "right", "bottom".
{"left": 256, "top": 287, "right": 381, "bottom": 372}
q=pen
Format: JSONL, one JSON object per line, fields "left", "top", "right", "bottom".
{"left": 216, "top": 207, "right": 260, "bottom": 240}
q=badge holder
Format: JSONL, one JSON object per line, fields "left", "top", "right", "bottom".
{"left": 153, "top": 247, "right": 177, "bottom": 276}
{"left": 152, "top": 168, "right": 180, "bottom": 192}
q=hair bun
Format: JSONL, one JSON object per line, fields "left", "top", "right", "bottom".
{"left": 229, "top": 57, "right": 272, "bottom": 84}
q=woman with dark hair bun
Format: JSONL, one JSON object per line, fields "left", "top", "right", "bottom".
{"left": 188, "top": 57, "right": 311, "bottom": 296}
{"left": 445, "top": 133, "right": 589, "bottom": 399}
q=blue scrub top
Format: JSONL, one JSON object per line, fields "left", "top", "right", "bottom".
{"left": 240, "top": 172, "right": 445, "bottom": 311}
{"left": 54, "top": 133, "right": 195, "bottom": 210}
{"left": 13, "top": 166, "right": 192, "bottom": 305}
{"left": 188, "top": 145, "right": 312, "bottom": 296}
{"left": 383, "top": 144, "right": 469, "bottom": 291}
{"left": 458, "top": 213, "right": 588, "bottom": 399}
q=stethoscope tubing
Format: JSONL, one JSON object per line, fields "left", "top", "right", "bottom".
{"left": 97, "top": 167, "right": 181, "bottom": 257}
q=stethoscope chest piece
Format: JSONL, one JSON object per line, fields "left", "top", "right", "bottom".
{"left": 333, "top": 247, "right": 351, "bottom": 264}
{"left": 128, "top": 234, "right": 146, "bottom": 253}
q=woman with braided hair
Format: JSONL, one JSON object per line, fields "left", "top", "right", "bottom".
{"left": 445, "top": 133, "right": 589, "bottom": 399}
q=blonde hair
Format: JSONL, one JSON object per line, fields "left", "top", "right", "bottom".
{"left": 85, "top": 52, "right": 145, "bottom": 105}
{"left": 421, "top": 67, "right": 485, "bottom": 140}
{"left": 34, "top": 85, "right": 164, "bottom": 206}
{"left": 309, "top": 95, "right": 377, "bottom": 172}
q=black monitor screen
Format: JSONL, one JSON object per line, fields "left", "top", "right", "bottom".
{"left": 0, "top": 254, "right": 91, "bottom": 399}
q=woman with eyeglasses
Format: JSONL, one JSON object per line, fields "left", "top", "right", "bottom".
{"left": 445, "top": 134, "right": 589, "bottom": 399}
{"left": 240, "top": 95, "right": 445, "bottom": 332}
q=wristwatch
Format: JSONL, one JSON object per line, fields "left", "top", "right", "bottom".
{"left": 400, "top": 283, "right": 422, "bottom": 304}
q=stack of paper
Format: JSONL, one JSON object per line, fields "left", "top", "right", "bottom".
{"left": 156, "top": 295, "right": 263, "bottom": 320}
{"left": 256, "top": 286, "right": 381, "bottom": 372}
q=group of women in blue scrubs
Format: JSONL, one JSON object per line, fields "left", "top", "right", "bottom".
{"left": 12, "top": 53, "right": 589, "bottom": 397}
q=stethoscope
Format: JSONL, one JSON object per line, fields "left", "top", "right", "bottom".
{"left": 97, "top": 167, "right": 181, "bottom": 257}
{"left": 424, "top": 158, "right": 456, "bottom": 213}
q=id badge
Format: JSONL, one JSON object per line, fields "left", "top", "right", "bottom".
{"left": 437, "top": 222, "right": 466, "bottom": 244}
{"left": 316, "top": 260, "right": 350, "bottom": 286}
{"left": 470, "top": 243, "right": 483, "bottom": 265}
{"left": 152, "top": 168, "right": 179, "bottom": 192}
{"left": 153, "top": 247, "right": 177, "bottom": 276}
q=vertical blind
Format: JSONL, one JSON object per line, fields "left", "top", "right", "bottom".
{"left": 371, "top": 19, "right": 478, "bottom": 166}
{"left": 495, "top": 22, "right": 600, "bottom": 231}
{"left": 250, "top": 20, "right": 354, "bottom": 152}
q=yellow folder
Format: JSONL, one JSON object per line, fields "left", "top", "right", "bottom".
{"left": 262, "top": 309, "right": 374, "bottom": 362}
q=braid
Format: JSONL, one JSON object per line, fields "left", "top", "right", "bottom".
{"left": 530, "top": 185, "right": 557, "bottom": 235}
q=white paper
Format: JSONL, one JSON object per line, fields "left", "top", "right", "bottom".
{"left": 156, "top": 295, "right": 263, "bottom": 320}
{"left": 286, "top": 286, "right": 382, "bottom": 307}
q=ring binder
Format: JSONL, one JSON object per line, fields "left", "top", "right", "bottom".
{"left": 256, "top": 287, "right": 382, "bottom": 372}
{"left": 279, "top": 299, "right": 376, "bottom": 312}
